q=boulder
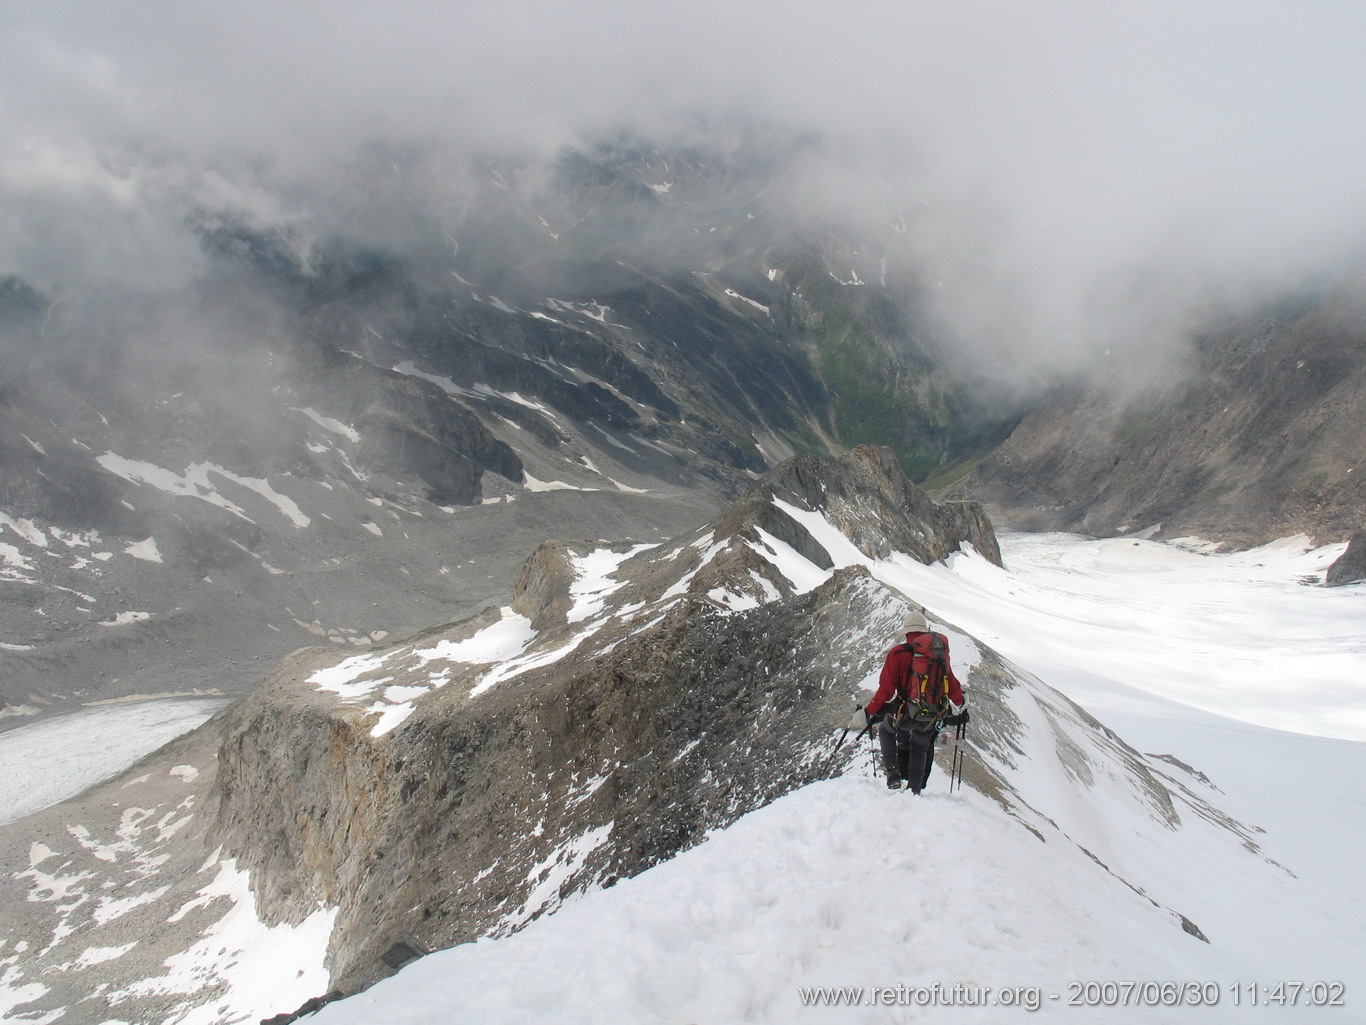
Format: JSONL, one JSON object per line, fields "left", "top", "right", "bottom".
{"left": 1325, "top": 530, "right": 1366, "bottom": 586}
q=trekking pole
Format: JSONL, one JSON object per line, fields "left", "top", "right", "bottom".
{"left": 828, "top": 726, "right": 850, "bottom": 761}
{"left": 950, "top": 720, "right": 967, "bottom": 793}
{"left": 824, "top": 721, "right": 872, "bottom": 772}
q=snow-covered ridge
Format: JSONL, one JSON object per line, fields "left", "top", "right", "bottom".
{"left": 302, "top": 521, "right": 1365, "bottom": 1025}
{"left": 301, "top": 541, "right": 659, "bottom": 736}
{"left": 280, "top": 451, "right": 1000, "bottom": 752}
{"left": 5, "top": 450, "right": 1360, "bottom": 1025}
{"left": 215, "top": 455, "right": 1249, "bottom": 981}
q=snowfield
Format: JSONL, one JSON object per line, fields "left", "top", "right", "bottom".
{"left": 0, "top": 699, "right": 228, "bottom": 825}
{"left": 906, "top": 532, "right": 1366, "bottom": 742}
{"left": 307, "top": 530, "right": 1365, "bottom": 1024}
{"left": 314, "top": 777, "right": 1258, "bottom": 1025}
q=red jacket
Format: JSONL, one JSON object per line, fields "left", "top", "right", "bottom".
{"left": 865, "top": 631, "right": 965, "bottom": 720}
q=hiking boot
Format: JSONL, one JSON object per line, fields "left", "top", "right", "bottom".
{"left": 885, "top": 765, "right": 902, "bottom": 790}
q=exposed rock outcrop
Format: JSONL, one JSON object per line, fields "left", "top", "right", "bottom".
{"left": 1325, "top": 530, "right": 1366, "bottom": 586}
{"left": 718, "top": 444, "right": 1002, "bottom": 567}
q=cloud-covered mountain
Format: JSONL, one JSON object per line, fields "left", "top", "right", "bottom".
{"left": 947, "top": 271, "right": 1366, "bottom": 544}
{"left": 7, "top": 2, "right": 1366, "bottom": 368}
{"left": 0, "top": 136, "right": 1029, "bottom": 724}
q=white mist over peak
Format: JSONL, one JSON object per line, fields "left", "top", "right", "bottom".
{"left": 4, "top": 2, "right": 1366, "bottom": 371}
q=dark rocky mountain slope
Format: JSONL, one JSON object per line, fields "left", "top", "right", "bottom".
{"left": 0, "top": 142, "right": 1018, "bottom": 725}
{"left": 948, "top": 273, "right": 1366, "bottom": 547}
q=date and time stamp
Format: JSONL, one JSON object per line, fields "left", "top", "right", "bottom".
{"left": 1062, "top": 980, "right": 1346, "bottom": 1009}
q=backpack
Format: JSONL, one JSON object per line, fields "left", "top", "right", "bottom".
{"left": 887, "top": 632, "right": 950, "bottom": 733}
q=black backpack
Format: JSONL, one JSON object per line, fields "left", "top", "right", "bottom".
{"left": 888, "top": 632, "right": 949, "bottom": 733}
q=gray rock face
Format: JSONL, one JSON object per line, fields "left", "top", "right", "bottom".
{"left": 1325, "top": 531, "right": 1366, "bottom": 586}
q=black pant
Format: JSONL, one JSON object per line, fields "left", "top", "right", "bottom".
{"left": 880, "top": 722, "right": 935, "bottom": 790}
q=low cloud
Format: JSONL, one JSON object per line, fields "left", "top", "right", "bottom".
{"left": 4, "top": 1, "right": 1366, "bottom": 372}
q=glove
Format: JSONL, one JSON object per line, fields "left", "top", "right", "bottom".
{"left": 847, "top": 706, "right": 869, "bottom": 730}
{"left": 943, "top": 708, "right": 970, "bottom": 727}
